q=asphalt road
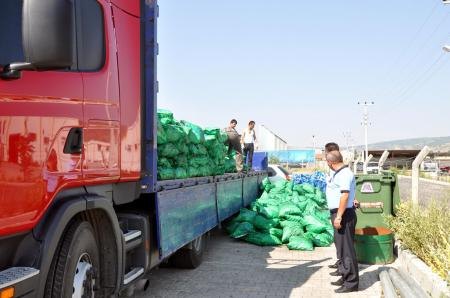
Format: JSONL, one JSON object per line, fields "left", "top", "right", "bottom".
{"left": 398, "top": 176, "right": 450, "bottom": 207}
{"left": 136, "top": 230, "right": 383, "bottom": 298}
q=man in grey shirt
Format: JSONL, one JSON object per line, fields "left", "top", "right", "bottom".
{"left": 224, "top": 119, "right": 243, "bottom": 172}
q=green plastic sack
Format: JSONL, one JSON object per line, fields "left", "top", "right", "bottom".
{"left": 219, "top": 131, "right": 228, "bottom": 143}
{"left": 279, "top": 202, "right": 302, "bottom": 217}
{"left": 244, "top": 231, "right": 282, "bottom": 246}
{"left": 258, "top": 205, "right": 279, "bottom": 219}
{"left": 224, "top": 157, "right": 236, "bottom": 173}
{"left": 174, "top": 168, "right": 188, "bottom": 179}
{"left": 253, "top": 215, "right": 279, "bottom": 230}
{"left": 263, "top": 228, "right": 283, "bottom": 239}
{"left": 158, "top": 157, "right": 172, "bottom": 168}
{"left": 287, "top": 235, "right": 314, "bottom": 251}
{"left": 283, "top": 215, "right": 306, "bottom": 226}
{"left": 187, "top": 166, "right": 201, "bottom": 177}
{"left": 303, "top": 215, "right": 328, "bottom": 233}
{"left": 282, "top": 224, "right": 304, "bottom": 244}
{"left": 230, "top": 222, "right": 255, "bottom": 238}
{"left": 235, "top": 208, "right": 258, "bottom": 222}
{"left": 312, "top": 192, "right": 326, "bottom": 206}
{"left": 311, "top": 232, "right": 334, "bottom": 247}
{"left": 225, "top": 219, "right": 240, "bottom": 234}
{"left": 188, "top": 156, "right": 210, "bottom": 167}
{"left": 204, "top": 127, "right": 220, "bottom": 137}
{"left": 189, "top": 144, "right": 208, "bottom": 156}
{"left": 280, "top": 220, "right": 300, "bottom": 228}
{"left": 315, "top": 209, "right": 331, "bottom": 222}
{"left": 302, "top": 184, "right": 315, "bottom": 194}
{"left": 293, "top": 184, "right": 304, "bottom": 194}
{"left": 157, "top": 167, "right": 175, "bottom": 180}
{"left": 165, "top": 124, "right": 186, "bottom": 143}
{"left": 176, "top": 142, "right": 189, "bottom": 154}
{"left": 157, "top": 109, "right": 175, "bottom": 125}
{"left": 304, "top": 200, "right": 320, "bottom": 216}
{"left": 158, "top": 143, "right": 179, "bottom": 157}
{"left": 157, "top": 119, "right": 168, "bottom": 145}
{"left": 181, "top": 121, "right": 205, "bottom": 144}
{"left": 174, "top": 155, "right": 188, "bottom": 167}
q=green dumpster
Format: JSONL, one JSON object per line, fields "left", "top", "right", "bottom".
{"left": 355, "top": 227, "right": 395, "bottom": 264}
{"left": 355, "top": 171, "right": 400, "bottom": 229}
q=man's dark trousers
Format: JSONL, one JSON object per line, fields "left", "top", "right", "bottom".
{"left": 330, "top": 214, "right": 342, "bottom": 267}
{"left": 332, "top": 208, "right": 359, "bottom": 289}
{"left": 243, "top": 143, "right": 254, "bottom": 168}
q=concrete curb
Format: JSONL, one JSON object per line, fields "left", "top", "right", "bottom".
{"left": 394, "top": 241, "right": 450, "bottom": 298}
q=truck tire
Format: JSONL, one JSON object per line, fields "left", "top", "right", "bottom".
{"left": 170, "top": 234, "right": 206, "bottom": 269}
{"left": 44, "top": 220, "right": 100, "bottom": 298}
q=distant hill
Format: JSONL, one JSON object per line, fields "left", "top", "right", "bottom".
{"left": 363, "top": 136, "right": 450, "bottom": 153}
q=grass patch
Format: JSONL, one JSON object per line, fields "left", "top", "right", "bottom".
{"left": 385, "top": 200, "right": 450, "bottom": 283}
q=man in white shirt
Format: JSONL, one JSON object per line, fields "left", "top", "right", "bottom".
{"left": 326, "top": 150, "right": 359, "bottom": 293}
{"left": 241, "top": 121, "right": 257, "bottom": 169}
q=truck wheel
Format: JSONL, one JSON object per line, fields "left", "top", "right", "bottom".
{"left": 170, "top": 234, "right": 206, "bottom": 269}
{"left": 45, "top": 220, "right": 100, "bottom": 298}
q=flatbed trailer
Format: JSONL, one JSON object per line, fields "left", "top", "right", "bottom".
{"left": 0, "top": 1, "right": 265, "bottom": 297}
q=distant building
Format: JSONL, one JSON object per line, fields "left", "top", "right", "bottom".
{"left": 258, "top": 125, "right": 288, "bottom": 151}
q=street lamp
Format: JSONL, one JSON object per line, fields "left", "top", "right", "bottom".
{"left": 443, "top": 45, "right": 450, "bottom": 52}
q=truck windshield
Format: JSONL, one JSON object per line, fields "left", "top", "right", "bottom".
{"left": 0, "top": 1, "right": 25, "bottom": 66}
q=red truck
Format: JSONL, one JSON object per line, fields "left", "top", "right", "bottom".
{"left": 0, "top": 1, "right": 264, "bottom": 297}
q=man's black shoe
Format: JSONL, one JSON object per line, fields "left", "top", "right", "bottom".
{"left": 329, "top": 270, "right": 341, "bottom": 276}
{"left": 334, "top": 285, "right": 358, "bottom": 293}
{"left": 328, "top": 262, "right": 339, "bottom": 269}
{"left": 331, "top": 278, "right": 344, "bottom": 286}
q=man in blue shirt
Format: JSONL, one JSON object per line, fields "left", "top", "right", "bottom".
{"left": 326, "top": 150, "right": 359, "bottom": 293}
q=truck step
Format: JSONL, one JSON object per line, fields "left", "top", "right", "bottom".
{"left": 123, "top": 267, "right": 144, "bottom": 285}
{"left": 0, "top": 267, "right": 39, "bottom": 289}
{"left": 124, "top": 230, "right": 143, "bottom": 252}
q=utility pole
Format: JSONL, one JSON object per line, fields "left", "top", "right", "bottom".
{"left": 312, "top": 135, "right": 316, "bottom": 168}
{"left": 358, "top": 101, "right": 375, "bottom": 162}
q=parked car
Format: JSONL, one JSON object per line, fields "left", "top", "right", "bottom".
{"left": 366, "top": 162, "right": 380, "bottom": 174}
{"left": 268, "top": 164, "right": 291, "bottom": 182}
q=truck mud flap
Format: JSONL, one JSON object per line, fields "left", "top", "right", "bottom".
{"left": 155, "top": 183, "right": 217, "bottom": 259}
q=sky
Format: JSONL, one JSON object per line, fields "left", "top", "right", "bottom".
{"left": 157, "top": 0, "right": 450, "bottom": 148}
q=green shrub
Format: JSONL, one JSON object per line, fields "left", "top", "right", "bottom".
{"left": 385, "top": 200, "right": 450, "bottom": 283}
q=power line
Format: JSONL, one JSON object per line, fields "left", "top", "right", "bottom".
{"left": 393, "top": 54, "right": 450, "bottom": 105}
{"left": 389, "top": 52, "right": 446, "bottom": 104}
{"left": 372, "top": 1, "right": 440, "bottom": 98}
{"left": 376, "top": 6, "right": 450, "bottom": 99}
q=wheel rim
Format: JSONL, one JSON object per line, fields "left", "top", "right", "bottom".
{"left": 192, "top": 236, "right": 203, "bottom": 252}
{"left": 72, "top": 253, "right": 95, "bottom": 298}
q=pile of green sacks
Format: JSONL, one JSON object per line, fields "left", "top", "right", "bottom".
{"left": 226, "top": 178, "right": 334, "bottom": 250}
{"left": 157, "top": 109, "right": 237, "bottom": 180}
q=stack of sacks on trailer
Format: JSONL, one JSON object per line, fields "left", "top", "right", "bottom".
{"left": 226, "top": 172, "right": 334, "bottom": 251}
{"left": 157, "top": 109, "right": 236, "bottom": 180}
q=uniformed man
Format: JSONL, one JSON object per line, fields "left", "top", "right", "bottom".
{"left": 326, "top": 150, "right": 359, "bottom": 293}
{"left": 224, "top": 119, "right": 243, "bottom": 172}
{"left": 324, "top": 143, "right": 341, "bottom": 271}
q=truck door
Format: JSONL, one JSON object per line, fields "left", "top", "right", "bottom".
{"left": 77, "top": 0, "right": 121, "bottom": 180}
{"left": 0, "top": 2, "right": 83, "bottom": 235}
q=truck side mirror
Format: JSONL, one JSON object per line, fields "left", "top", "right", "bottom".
{"left": 0, "top": 0, "right": 74, "bottom": 80}
{"left": 22, "top": 0, "right": 74, "bottom": 69}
